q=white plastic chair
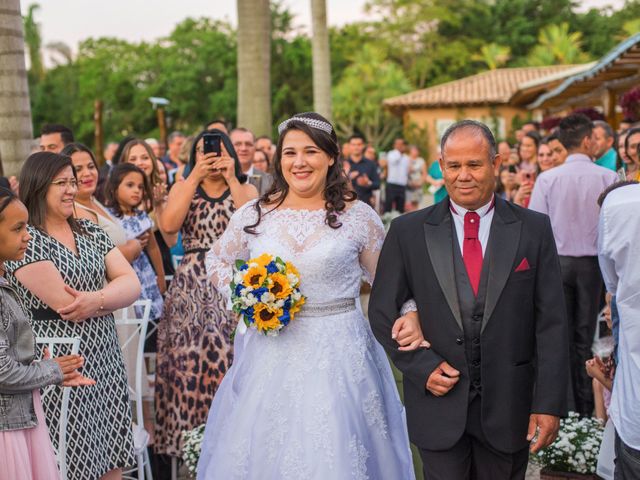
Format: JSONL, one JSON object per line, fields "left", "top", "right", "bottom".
{"left": 115, "top": 300, "right": 153, "bottom": 480}
{"left": 36, "top": 336, "right": 81, "bottom": 480}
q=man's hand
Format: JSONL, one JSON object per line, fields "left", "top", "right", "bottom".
{"left": 426, "top": 361, "right": 460, "bottom": 396}
{"left": 527, "top": 414, "right": 560, "bottom": 453}
{"left": 356, "top": 174, "right": 371, "bottom": 187}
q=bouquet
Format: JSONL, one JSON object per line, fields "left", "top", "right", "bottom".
{"left": 231, "top": 253, "right": 306, "bottom": 336}
{"left": 182, "top": 424, "right": 205, "bottom": 476}
{"left": 533, "top": 412, "right": 604, "bottom": 475}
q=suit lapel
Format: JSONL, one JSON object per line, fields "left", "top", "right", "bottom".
{"left": 481, "top": 198, "right": 521, "bottom": 333}
{"left": 424, "top": 200, "right": 463, "bottom": 332}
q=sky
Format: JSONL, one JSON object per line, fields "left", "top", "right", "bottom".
{"left": 28, "top": 0, "right": 624, "bottom": 61}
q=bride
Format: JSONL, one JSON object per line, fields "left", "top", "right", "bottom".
{"left": 199, "top": 112, "right": 424, "bottom": 479}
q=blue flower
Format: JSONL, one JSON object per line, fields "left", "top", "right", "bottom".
{"left": 252, "top": 287, "right": 268, "bottom": 299}
{"left": 234, "top": 283, "right": 245, "bottom": 296}
{"left": 242, "top": 307, "right": 255, "bottom": 324}
{"left": 239, "top": 263, "right": 249, "bottom": 271}
{"left": 266, "top": 261, "right": 279, "bottom": 274}
{"left": 279, "top": 309, "right": 291, "bottom": 326}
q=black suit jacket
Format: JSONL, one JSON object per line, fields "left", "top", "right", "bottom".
{"left": 369, "top": 197, "right": 569, "bottom": 453}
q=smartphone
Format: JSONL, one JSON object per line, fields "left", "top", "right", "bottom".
{"left": 203, "top": 133, "right": 222, "bottom": 155}
{"left": 523, "top": 172, "right": 533, "bottom": 181}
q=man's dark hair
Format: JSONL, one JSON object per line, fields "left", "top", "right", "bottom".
{"left": 40, "top": 124, "right": 74, "bottom": 145}
{"left": 546, "top": 133, "right": 559, "bottom": 143}
{"left": 348, "top": 134, "right": 366, "bottom": 143}
{"left": 593, "top": 120, "right": 614, "bottom": 139}
{"left": 556, "top": 114, "right": 593, "bottom": 151}
{"left": 440, "top": 119, "right": 497, "bottom": 160}
{"left": 597, "top": 180, "right": 639, "bottom": 207}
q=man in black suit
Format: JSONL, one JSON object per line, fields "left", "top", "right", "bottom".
{"left": 369, "top": 120, "right": 569, "bottom": 479}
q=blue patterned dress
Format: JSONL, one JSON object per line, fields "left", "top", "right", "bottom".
{"left": 109, "top": 209, "right": 164, "bottom": 321}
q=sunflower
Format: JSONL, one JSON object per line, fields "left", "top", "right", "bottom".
{"left": 243, "top": 265, "right": 267, "bottom": 288}
{"left": 269, "top": 272, "right": 293, "bottom": 299}
{"left": 285, "top": 261, "right": 300, "bottom": 278}
{"left": 253, "top": 303, "right": 283, "bottom": 332}
{"left": 253, "top": 253, "right": 273, "bottom": 268}
{"left": 289, "top": 295, "right": 306, "bottom": 318}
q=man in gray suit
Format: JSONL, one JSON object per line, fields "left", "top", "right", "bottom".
{"left": 230, "top": 128, "right": 273, "bottom": 196}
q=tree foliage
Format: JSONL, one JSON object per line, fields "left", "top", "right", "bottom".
{"left": 26, "top": 0, "right": 640, "bottom": 149}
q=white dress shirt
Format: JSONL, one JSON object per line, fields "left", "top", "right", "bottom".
{"left": 449, "top": 197, "right": 495, "bottom": 255}
{"left": 385, "top": 149, "right": 410, "bottom": 186}
{"left": 598, "top": 183, "right": 640, "bottom": 449}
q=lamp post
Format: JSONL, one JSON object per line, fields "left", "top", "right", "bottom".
{"left": 149, "top": 97, "right": 170, "bottom": 155}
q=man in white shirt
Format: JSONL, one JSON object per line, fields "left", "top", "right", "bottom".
{"left": 597, "top": 181, "right": 640, "bottom": 479}
{"left": 384, "top": 137, "right": 411, "bottom": 213}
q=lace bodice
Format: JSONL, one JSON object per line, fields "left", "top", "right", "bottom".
{"left": 206, "top": 200, "right": 384, "bottom": 305}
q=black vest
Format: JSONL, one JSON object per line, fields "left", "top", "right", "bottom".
{"left": 452, "top": 224, "right": 491, "bottom": 401}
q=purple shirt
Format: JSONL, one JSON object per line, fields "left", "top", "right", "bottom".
{"left": 529, "top": 153, "right": 618, "bottom": 256}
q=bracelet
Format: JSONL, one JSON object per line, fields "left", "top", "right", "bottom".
{"left": 96, "top": 290, "right": 105, "bottom": 315}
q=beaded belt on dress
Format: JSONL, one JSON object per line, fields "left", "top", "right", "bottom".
{"left": 296, "top": 298, "right": 357, "bottom": 318}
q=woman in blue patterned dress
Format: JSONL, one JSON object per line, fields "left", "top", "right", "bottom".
{"left": 5, "top": 152, "right": 142, "bottom": 480}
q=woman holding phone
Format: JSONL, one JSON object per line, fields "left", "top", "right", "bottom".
{"left": 154, "top": 130, "right": 257, "bottom": 461}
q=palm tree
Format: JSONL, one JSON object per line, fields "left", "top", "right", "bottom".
{"left": 23, "top": 3, "right": 44, "bottom": 82}
{"left": 472, "top": 43, "right": 511, "bottom": 70}
{"left": 46, "top": 41, "right": 73, "bottom": 66}
{"left": 311, "top": 0, "right": 332, "bottom": 120}
{"left": 237, "top": 0, "right": 272, "bottom": 137}
{"left": 0, "top": 0, "right": 34, "bottom": 176}
{"left": 527, "top": 23, "right": 590, "bottom": 66}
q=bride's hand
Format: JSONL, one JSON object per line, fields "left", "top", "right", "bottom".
{"left": 391, "top": 311, "right": 431, "bottom": 351}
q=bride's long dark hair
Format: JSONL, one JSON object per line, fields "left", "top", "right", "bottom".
{"left": 243, "top": 112, "right": 356, "bottom": 234}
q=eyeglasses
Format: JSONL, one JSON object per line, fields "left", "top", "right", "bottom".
{"left": 50, "top": 179, "right": 78, "bottom": 189}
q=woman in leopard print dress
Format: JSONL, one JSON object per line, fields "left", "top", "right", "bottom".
{"left": 154, "top": 130, "right": 257, "bottom": 459}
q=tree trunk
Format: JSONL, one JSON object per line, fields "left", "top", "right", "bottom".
{"left": 0, "top": 0, "right": 33, "bottom": 176}
{"left": 311, "top": 0, "right": 332, "bottom": 121}
{"left": 0, "top": 1, "right": 34, "bottom": 176}
{"left": 237, "top": 0, "right": 271, "bottom": 137}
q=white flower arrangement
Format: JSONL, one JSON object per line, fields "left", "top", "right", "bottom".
{"left": 381, "top": 210, "right": 402, "bottom": 231}
{"left": 182, "top": 424, "right": 206, "bottom": 476}
{"left": 533, "top": 412, "right": 604, "bottom": 475}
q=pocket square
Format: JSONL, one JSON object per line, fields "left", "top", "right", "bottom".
{"left": 515, "top": 258, "right": 530, "bottom": 272}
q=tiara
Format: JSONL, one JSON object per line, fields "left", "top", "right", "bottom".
{"left": 277, "top": 116, "right": 333, "bottom": 136}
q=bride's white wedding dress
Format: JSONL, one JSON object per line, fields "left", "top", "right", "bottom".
{"left": 198, "top": 200, "right": 415, "bottom": 480}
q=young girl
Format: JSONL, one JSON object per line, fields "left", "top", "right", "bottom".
{"left": 0, "top": 187, "right": 94, "bottom": 480}
{"left": 104, "top": 163, "right": 165, "bottom": 327}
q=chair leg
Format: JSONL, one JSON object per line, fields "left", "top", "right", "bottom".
{"left": 171, "top": 456, "right": 178, "bottom": 480}
{"left": 144, "top": 448, "right": 153, "bottom": 480}
{"left": 138, "top": 453, "right": 145, "bottom": 480}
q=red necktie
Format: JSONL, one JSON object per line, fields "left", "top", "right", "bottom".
{"left": 463, "top": 211, "right": 482, "bottom": 296}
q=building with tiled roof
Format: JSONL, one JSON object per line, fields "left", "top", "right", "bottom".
{"left": 384, "top": 65, "right": 589, "bottom": 161}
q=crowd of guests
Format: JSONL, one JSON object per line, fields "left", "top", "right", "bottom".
{"left": 0, "top": 111, "right": 639, "bottom": 480}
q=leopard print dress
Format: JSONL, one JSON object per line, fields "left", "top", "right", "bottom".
{"left": 154, "top": 187, "right": 237, "bottom": 456}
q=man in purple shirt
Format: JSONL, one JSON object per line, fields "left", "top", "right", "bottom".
{"left": 529, "top": 114, "right": 618, "bottom": 417}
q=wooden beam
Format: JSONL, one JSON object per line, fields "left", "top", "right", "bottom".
{"left": 602, "top": 88, "right": 617, "bottom": 129}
